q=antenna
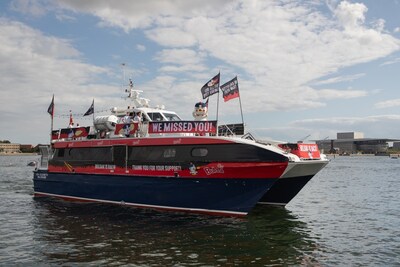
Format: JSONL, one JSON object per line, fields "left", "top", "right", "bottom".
{"left": 121, "top": 63, "right": 126, "bottom": 91}
{"left": 298, "top": 134, "right": 311, "bottom": 143}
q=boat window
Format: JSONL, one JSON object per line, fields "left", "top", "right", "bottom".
{"left": 163, "top": 148, "right": 176, "bottom": 158}
{"left": 163, "top": 113, "right": 181, "bottom": 121}
{"left": 61, "top": 147, "right": 113, "bottom": 162}
{"left": 147, "top": 112, "right": 164, "bottom": 121}
{"left": 191, "top": 148, "right": 208, "bottom": 157}
{"left": 57, "top": 149, "right": 65, "bottom": 157}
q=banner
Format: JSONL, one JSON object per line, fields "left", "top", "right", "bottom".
{"left": 51, "top": 127, "right": 90, "bottom": 140}
{"left": 114, "top": 123, "right": 139, "bottom": 136}
{"left": 149, "top": 121, "right": 217, "bottom": 134}
{"left": 201, "top": 73, "right": 220, "bottom": 99}
{"left": 278, "top": 143, "right": 321, "bottom": 159}
{"left": 220, "top": 76, "right": 239, "bottom": 102}
{"left": 218, "top": 123, "right": 244, "bottom": 135}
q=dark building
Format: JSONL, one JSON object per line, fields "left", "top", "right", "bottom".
{"left": 315, "top": 132, "right": 399, "bottom": 155}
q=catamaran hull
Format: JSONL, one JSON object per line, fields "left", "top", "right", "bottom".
{"left": 33, "top": 170, "right": 276, "bottom": 217}
{"left": 258, "top": 160, "right": 328, "bottom": 206}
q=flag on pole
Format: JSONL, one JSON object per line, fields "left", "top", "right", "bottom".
{"left": 84, "top": 99, "right": 94, "bottom": 116}
{"left": 220, "top": 76, "right": 239, "bottom": 102}
{"left": 201, "top": 73, "right": 220, "bottom": 99}
{"left": 47, "top": 95, "right": 54, "bottom": 117}
{"left": 69, "top": 111, "right": 73, "bottom": 126}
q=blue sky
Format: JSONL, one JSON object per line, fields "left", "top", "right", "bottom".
{"left": 1, "top": 0, "right": 400, "bottom": 145}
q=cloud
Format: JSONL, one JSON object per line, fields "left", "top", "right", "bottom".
{"left": 333, "top": 1, "right": 367, "bottom": 29}
{"left": 0, "top": 18, "right": 112, "bottom": 143}
{"left": 11, "top": 1, "right": 400, "bottom": 113}
{"left": 374, "top": 98, "right": 400, "bottom": 109}
{"left": 380, "top": 57, "right": 400, "bottom": 66}
{"left": 9, "top": 0, "right": 48, "bottom": 17}
{"left": 145, "top": 27, "right": 197, "bottom": 47}
{"left": 155, "top": 48, "right": 204, "bottom": 65}
{"left": 56, "top": 0, "right": 228, "bottom": 32}
{"left": 136, "top": 44, "right": 146, "bottom": 52}
{"left": 313, "top": 73, "right": 366, "bottom": 85}
{"left": 252, "top": 115, "right": 400, "bottom": 141}
{"left": 4, "top": 0, "right": 400, "bottom": 143}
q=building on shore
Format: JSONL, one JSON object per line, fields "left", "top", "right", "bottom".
{"left": 0, "top": 143, "right": 21, "bottom": 153}
{"left": 315, "top": 132, "right": 399, "bottom": 155}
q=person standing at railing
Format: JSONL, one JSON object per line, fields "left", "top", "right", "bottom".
{"left": 133, "top": 112, "right": 142, "bottom": 137}
{"left": 122, "top": 112, "right": 132, "bottom": 137}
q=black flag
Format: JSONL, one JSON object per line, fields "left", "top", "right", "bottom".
{"left": 201, "top": 73, "right": 220, "bottom": 99}
{"left": 220, "top": 76, "right": 240, "bottom": 102}
{"left": 84, "top": 99, "right": 94, "bottom": 116}
{"left": 47, "top": 95, "right": 54, "bottom": 117}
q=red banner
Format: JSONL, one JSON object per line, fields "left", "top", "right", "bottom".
{"left": 114, "top": 123, "right": 139, "bottom": 136}
{"left": 279, "top": 143, "right": 321, "bottom": 159}
{"left": 149, "top": 121, "right": 217, "bottom": 134}
{"left": 51, "top": 127, "right": 90, "bottom": 140}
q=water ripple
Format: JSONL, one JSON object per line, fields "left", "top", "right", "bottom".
{"left": 0, "top": 155, "right": 399, "bottom": 266}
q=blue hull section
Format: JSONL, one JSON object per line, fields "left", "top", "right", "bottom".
{"left": 33, "top": 170, "right": 276, "bottom": 216}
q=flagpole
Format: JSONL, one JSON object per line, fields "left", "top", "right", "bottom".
{"left": 237, "top": 76, "right": 245, "bottom": 126}
{"left": 48, "top": 94, "right": 54, "bottom": 146}
{"left": 92, "top": 99, "right": 95, "bottom": 123}
{"left": 216, "top": 72, "right": 220, "bottom": 136}
{"left": 50, "top": 114, "right": 53, "bottom": 145}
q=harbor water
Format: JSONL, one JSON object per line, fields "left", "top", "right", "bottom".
{"left": 0, "top": 155, "right": 399, "bottom": 266}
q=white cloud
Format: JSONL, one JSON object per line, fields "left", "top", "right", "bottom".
{"left": 249, "top": 114, "right": 400, "bottom": 141}
{"left": 317, "top": 88, "right": 367, "bottom": 99}
{"left": 56, "top": 0, "right": 228, "bottom": 32}
{"left": 155, "top": 49, "right": 203, "bottom": 65}
{"left": 11, "top": 1, "right": 400, "bottom": 113}
{"left": 374, "top": 98, "right": 400, "bottom": 109}
{"left": 55, "top": 12, "right": 76, "bottom": 22}
{"left": 9, "top": 0, "right": 48, "bottom": 17}
{"left": 145, "top": 27, "right": 197, "bottom": 47}
{"left": 333, "top": 1, "right": 367, "bottom": 30}
{"left": 4, "top": 0, "right": 400, "bottom": 143}
{"left": 136, "top": 44, "right": 146, "bottom": 52}
{"left": 380, "top": 57, "right": 400, "bottom": 66}
{"left": 0, "top": 18, "right": 112, "bottom": 143}
{"left": 313, "top": 73, "right": 366, "bottom": 85}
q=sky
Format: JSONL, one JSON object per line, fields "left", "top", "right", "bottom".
{"left": 1, "top": 0, "right": 400, "bottom": 145}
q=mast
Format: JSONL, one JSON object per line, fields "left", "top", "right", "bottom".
{"left": 216, "top": 71, "right": 221, "bottom": 136}
{"left": 237, "top": 76, "right": 245, "bottom": 127}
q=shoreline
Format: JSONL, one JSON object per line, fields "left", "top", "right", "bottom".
{"left": 0, "top": 153, "right": 38, "bottom": 156}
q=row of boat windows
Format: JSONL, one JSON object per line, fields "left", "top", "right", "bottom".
{"left": 51, "top": 144, "right": 287, "bottom": 163}
{"left": 53, "top": 146, "right": 209, "bottom": 162}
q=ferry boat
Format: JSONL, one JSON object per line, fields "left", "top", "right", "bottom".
{"left": 34, "top": 82, "right": 328, "bottom": 216}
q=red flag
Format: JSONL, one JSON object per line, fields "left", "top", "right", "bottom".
{"left": 47, "top": 95, "right": 54, "bottom": 117}
{"left": 69, "top": 111, "right": 73, "bottom": 126}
